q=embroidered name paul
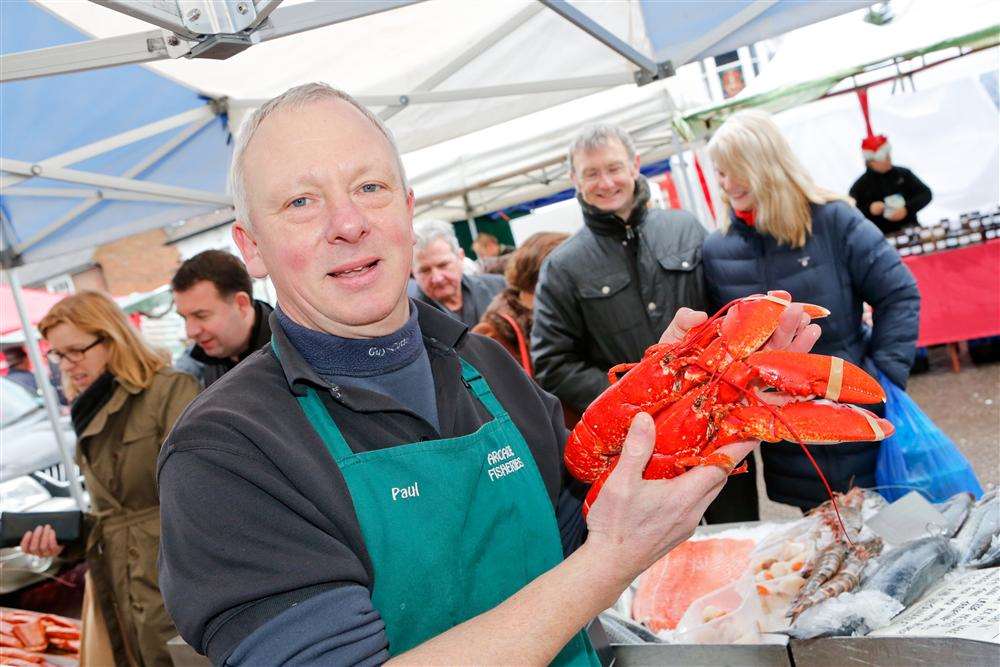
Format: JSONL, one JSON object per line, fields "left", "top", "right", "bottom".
{"left": 486, "top": 445, "right": 524, "bottom": 481}
{"left": 391, "top": 482, "right": 419, "bottom": 501}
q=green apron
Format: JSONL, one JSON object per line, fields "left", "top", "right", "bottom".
{"left": 287, "top": 346, "right": 597, "bottom": 664}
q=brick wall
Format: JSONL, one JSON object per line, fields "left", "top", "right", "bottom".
{"left": 71, "top": 266, "right": 108, "bottom": 293}
{"left": 92, "top": 228, "right": 181, "bottom": 297}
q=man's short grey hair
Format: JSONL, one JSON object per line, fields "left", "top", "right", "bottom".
{"left": 229, "top": 82, "right": 409, "bottom": 226}
{"left": 413, "top": 219, "right": 462, "bottom": 256}
{"left": 567, "top": 124, "right": 637, "bottom": 173}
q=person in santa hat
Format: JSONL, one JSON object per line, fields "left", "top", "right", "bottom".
{"left": 849, "top": 134, "right": 933, "bottom": 236}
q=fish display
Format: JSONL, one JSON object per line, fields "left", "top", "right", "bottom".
{"left": 622, "top": 487, "right": 989, "bottom": 644}
{"left": 788, "top": 539, "right": 883, "bottom": 619}
{"left": 934, "top": 492, "right": 974, "bottom": 538}
{"left": 796, "top": 542, "right": 849, "bottom": 602}
{"left": 632, "top": 538, "right": 755, "bottom": 632}
{"left": 955, "top": 491, "right": 1000, "bottom": 567}
{"left": 862, "top": 536, "right": 959, "bottom": 606}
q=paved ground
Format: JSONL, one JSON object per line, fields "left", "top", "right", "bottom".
{"left": 758, "top": 350, "right": 1000, "bottom": 521}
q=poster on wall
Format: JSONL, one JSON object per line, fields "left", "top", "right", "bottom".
{"left": 720, "top": 68, "right": 746, "bottom": 99}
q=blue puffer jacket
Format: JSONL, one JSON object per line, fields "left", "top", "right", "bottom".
{"left": 702, "top": 201, "right": 920, "bottom": 509}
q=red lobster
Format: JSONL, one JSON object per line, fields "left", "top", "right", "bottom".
{"left": 566, "top": 291, "right": 894, "bottom": 518}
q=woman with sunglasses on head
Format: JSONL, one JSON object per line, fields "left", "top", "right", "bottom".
{"left": 21, "top": 290, "right": 199, "bottom": 667}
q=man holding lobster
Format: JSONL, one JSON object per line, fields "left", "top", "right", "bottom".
{"left": 157, "top": 84, "right": 823, "bottom": 665}
{"left": 532, "top": 124, "right": 761, "bottom": 523}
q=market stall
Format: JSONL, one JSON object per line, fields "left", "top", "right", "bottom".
{"left": 902, "top": 239, "right": 1000, "bottom": 348}
{"left": 0, "top": 284, "right": 66, "bottom": 342}
{"left": 604, "top": 488, "right": 1000, "bottom": 666}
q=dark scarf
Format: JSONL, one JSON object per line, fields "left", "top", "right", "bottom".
{"left": 275, "top": 303, "right": 423, "bottom": 379}
{"left": 70, "top": 371, "right": 116, "bottom": 435}
{"left": 576, "top": 176, "right": 652, "bottom": 237}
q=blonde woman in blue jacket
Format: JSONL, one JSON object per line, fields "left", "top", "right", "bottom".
{"left": 702, "top": 109, "right": 920, "bottom": 511}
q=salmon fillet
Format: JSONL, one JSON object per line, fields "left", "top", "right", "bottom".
{"left": 632, "top": 538, "right": 755, "bottom": 632}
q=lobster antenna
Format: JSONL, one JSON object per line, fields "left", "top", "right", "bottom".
{"left": 716, "top": 375, "right": 854, "bottom": 545}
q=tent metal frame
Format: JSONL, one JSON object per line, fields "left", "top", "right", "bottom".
{"left": 1, "top": 207, "right": 86, "bottom": 509}
{"left": 1, "top": 159, "right": 228, "bottom": 207}
{"left": 1, "top": 0, "right": 696, "bottom": 259}
{"left": 0, "top": 0, "right": 867, "bottom": 509}
{"left": 0, "top": 1, "right": 422, "bottom": 81}
{"left": 4, "top": 0, "right": 798, "bottom": 220}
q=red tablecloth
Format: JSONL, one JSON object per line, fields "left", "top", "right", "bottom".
{"left": 902, "top": 239, "right": 1000, "bottom": 346}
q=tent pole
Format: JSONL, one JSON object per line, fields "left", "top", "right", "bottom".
{"left": 4, "top": 268, "right": 87, "bottom": 511}
{"left": 1, "top": 106, "right": 214, "bottom": 190}
{"left": 380, "top": 3, "right": 545, "bottom": 122}
{"left": 463, "top": 194, "right": 478, "bottom": 242}
{"left": 670, "top": 0, "right": 777, "bottom": 66}
{"left": 0, "top": 158, "right": 230, "bottom": 206}
{"left": 539, "top": 0, "right": 661, "bottom": 77}
{"left": 661, "top": 93, "right": 698, "bottom": 220}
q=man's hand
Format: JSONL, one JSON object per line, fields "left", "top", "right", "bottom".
{"left": 582, "top": 414, "right": 756, "bottom": 584}
{"left": 659, "top": 294, "right": 822, "bottom": 353}
{"left": 884, "top": 206, "right": 907, "bottom": 222}
{"left": 659, "top": 307, "right": 708, "bottom": 344}
{"left": 870, "top": 201, "right": 886, "bottom": 216}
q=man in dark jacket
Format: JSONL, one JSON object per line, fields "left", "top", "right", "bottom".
{"left": 532, "top": 125, "right": 755, "bottom": 523}
{"left": 157, "top": 82, "right": 766, "bottom": 665}
{"left": 408, "top": 219, "right": 506, "bottom": 328}
{"left": 3, "top": 346, "right": 38, "bottom": 394}
{"left": 172, "top": 249, "right": 273, "bottom": 388}
{"left": 849, "top": 135, "right": 932, "bottom": 236}
{"left": 703, "top": 201, "right": 920, "bottom": 510}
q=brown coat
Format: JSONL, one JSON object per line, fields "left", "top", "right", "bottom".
{"left": 76, "top": 367, "right": 199, "bottom": 667}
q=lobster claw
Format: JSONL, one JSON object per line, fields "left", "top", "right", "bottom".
{"left": 746, "top": 350, "right": 887, "bottom": 404}
{"left": 724, "top": 401, "right": 895, "bottom": 444}
{"left": 700, "top": 291, "right": 830, "bottom": 366}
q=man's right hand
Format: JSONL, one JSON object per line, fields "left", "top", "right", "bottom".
{"left": 581, "top": 413, "right": 756, "bottom": 588}
{"left": 869, "top": 201, "right": 885, "bottom": 216}
{"left": 20, "top": 525, "right": 64, "bottom": 558}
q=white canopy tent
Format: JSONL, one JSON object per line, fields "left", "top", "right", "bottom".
{"left": 2, "top": 0, "right": 878, "bottom": 508}
{"left": 3, "top": 0, "right": 876, "bottom": 234}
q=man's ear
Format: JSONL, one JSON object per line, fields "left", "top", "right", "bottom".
{"left": 458, "top": 247, "right": 465, "bottom": 261}
{"left": 233, "top": 291, "right": 253, "bottom": 313}
{"left": 232, "top": 221, "right": 268, "bottom": 279}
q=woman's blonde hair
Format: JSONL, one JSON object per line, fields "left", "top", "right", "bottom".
{"left": 707, "top": 109, "right": 849, "bottom": 248}
{"left": 39, "top": 291, "right": 168, "bottom": 400}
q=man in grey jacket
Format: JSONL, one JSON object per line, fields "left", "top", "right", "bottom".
{"left": 532, "top": 125, "right": 757, "bottom": 523}
{"left": 408, "top": 219, "right": 506, "bottom": 328}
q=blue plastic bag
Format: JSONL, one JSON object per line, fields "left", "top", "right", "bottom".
{"left": 875, "top": 370, "right": 983, "bottom": 503}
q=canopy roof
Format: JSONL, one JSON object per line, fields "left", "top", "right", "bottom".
{"left": 1, "top": 0, "right": 873, "bottom": 264}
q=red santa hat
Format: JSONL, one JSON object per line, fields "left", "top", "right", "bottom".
{"left": 857, "top": 89, "right": 891, "bottom": 161}
{"left": 861, "top": 134, "right": 891, "bottom": 161}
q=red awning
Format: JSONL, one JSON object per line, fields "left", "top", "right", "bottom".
{"left": 0, "top": 285, "right": 68, "bottom": 336}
